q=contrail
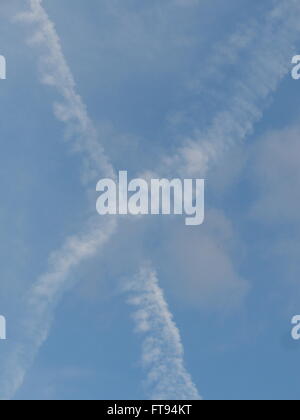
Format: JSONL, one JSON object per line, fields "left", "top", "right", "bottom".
{"left": 17, "top": 0, "right": 115, "bottom": 182}
{"left": 0, "top": 0, "right": 120, "bottom": 400}
{"left": 1, "top": 0, "right": 200, "bottom": 400}
{"left": 0, "top": 217, "right": 117, "bottom": 400}
{"left": 0, "top": 0, "right": 119, "bottom": 400}
{"left": 7, "top": 0, "right": 300, "bottom": 401}
{"left": 126, "top": 264, "right": 202, "bottom": 400}
{"left": 130, "top": 0, "right": 300, "bottom": 400}
{"left": 159, "top": 0, "right": 300, "bottom": 178}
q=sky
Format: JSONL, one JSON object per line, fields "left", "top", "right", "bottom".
{"left": 1, "top": 0, "right": 300, "bottom": 400}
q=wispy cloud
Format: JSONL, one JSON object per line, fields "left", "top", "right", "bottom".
{"left": 17, "top": 0, "right": 115, "bottom": 182}
{"left": 126, "top": 264, "right": 201, "bottom": 400}
{"left": 162, "top": 0, "right": 300, "bottom": 178}
{"left": 0, "top": 217, "right": 117, "bottom": 400}
{"left": 0, "top": 0, "right": 119, "bottom": 400}
{"left": 6, "top": 0, "right": 300, "bottom": 401}
{"left": 138, "top": 0, "right": 300, "bottom": 316}
{"left": 1, "top": 0, "right": 199, "bottom": 401}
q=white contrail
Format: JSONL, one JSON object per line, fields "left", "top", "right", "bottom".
{"left": 1, "top": 0, "right": 199, "bottom": 401}
{"left": 0, "top": 217, "right": 117, "bottom": 400}
{"left": 18, "top": 0, "right": 115, "bottom": 182}
{"left": 126, "top": 264, "right": 201, "bottom": 400}
{"left": 0, "top": 0, "right": 119, "bottom": 400}
{"left": 129, "top": 0, "right": 300, "bottom": 401}
{"left": 160, "top": 0, "right": 300, "bottom": 178}
{"left": 7, "top": 0, "right": 300, "bottom": 401}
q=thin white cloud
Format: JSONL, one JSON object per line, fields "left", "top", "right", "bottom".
{"left": 0, "top": 217, "right": 117, "bottom": 400}
{"left": 17, "top": 0, "right": 115, "bottom": 182}
{"left": 137, "top": 0, "right": 300, "bottom": 315}
{"left": 161, "top": 0, "right": 300, "bottom": 178}
{"left": 0, "top": 0, "right": 120, "bottom": 400}
{"left": 126, "top": 264, "right": 201, "bottom": 400}
{"left": 1, "top": 0, "right": 200, "bottom": 401}
{"left": 6, "top": 0, "right": 300, "bottom": 402}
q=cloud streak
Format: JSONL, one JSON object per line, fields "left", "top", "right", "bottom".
{"left": 18, "top": 0, "right": 115, "bottom": 182}
{"left": 6, "top": 0, "right": 300, "bottom": 401}
{"left": 0, "top": 217, "right": 117, "bottom": 400}
{"left": 161, "top": 0, "right": 300, "bottom": 178}
{"left": 0, "top": 0, "right": 200, "bottom": 401}
{"left": 0, "top": 0, "right": 120, "bottom": 401}
{"left": 126, "top": 264, "right": 201, "bottom": 400}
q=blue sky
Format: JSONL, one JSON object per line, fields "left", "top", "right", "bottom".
{"left": 1, "top": 0, "right": 300, "bottom": 400}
